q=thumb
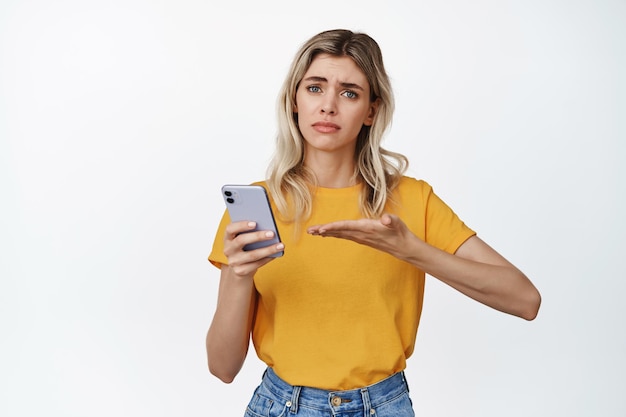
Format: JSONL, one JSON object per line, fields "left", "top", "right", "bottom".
{"left": 380, "top": 213, "right": 395, "bottom": 227}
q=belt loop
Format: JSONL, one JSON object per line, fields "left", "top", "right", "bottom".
{"left": 401, "top": 371, "right": 410, "bottom": 393}
{"left": 289, "top": 385, "right": 301, "bottom": 414}
{"left": 360, "top": 387, "right": 372, "bottom": 416}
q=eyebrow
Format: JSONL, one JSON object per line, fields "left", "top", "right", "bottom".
{"left": 303, "top": 76, "right": 365, "bottom": 91}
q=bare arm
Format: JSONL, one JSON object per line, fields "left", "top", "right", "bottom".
{"left": 405, "top": 234, "right": 540, "bottom": 320}
{"left": 206, "top": 265, "right": 256, "bottom": 383}
{"left": 206, "top": 221, "right": 284, "bottom": 383}
{"left": 308, "top": 214, "right": 541, "bottom": 320}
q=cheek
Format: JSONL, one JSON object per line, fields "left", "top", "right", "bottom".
{"left": 294, "top": 89, "right": 309, "bottom": 113}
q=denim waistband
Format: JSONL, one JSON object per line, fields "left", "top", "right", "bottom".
{"left": 260, "top": 367, "right": 410, "bottom": 414}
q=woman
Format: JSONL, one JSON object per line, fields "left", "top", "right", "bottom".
{"left": 206, "top": 29, "right": 541, "bottom": 417}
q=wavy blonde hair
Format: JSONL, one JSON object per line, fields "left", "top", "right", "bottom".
{"left": 267, "top": 29, "right": 408, "bottom": 224}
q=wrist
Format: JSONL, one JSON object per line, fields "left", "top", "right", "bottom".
{"left": 401, "top": 235, "right": 434, "bottom": 268}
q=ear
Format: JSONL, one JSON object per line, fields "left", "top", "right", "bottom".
{"left": 363, "top": 98, "right": 380, "bottom": 126}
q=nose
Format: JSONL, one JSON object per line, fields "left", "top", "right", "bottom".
{"left": 320, "top": 95, "right": 336, "bottom": 115}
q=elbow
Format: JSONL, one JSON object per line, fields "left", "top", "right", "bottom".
{"left": 207, "top": 346, "right": 243, "bottom": 383}
{"left": 206, "top": 335, "right": 248, "bottom": 383}
{"left": 206, "top": 329, "right": 247, "bottom": 384}
{"left": 520, "top": 288, "right": 542, "bottom": 321}
{"left": 208, "top": 361, "right": 237, "bottom": 384}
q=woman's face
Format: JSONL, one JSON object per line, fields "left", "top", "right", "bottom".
{"left": 294, "top": 53, "right": 378, "bottom": 160}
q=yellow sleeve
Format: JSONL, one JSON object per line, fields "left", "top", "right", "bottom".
{"left": 424, "top": 186, "right": 476, "bottom": 254}
{"left": 208, "top": 209, "right": 231, "bottom": 269}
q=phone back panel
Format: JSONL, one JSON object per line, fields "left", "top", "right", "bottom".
{"left": 221, "top": 185, "right": 283, "bottom": 257}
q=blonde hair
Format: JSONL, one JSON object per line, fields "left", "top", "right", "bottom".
{"left": 267, "top": 29, "right": 408, "bottom": 224}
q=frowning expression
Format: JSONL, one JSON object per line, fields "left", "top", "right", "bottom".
{"left": 294, "top": 54, "right": 378, "bottom": 159}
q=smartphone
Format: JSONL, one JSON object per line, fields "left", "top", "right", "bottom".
{"left": 221, "top": 184, "right": 283, "bottom": 257}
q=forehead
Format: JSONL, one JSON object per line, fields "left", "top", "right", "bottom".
{"left": 303, "top": 53, "right": 369, "bottom": 84}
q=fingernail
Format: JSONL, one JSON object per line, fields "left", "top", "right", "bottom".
{"left": 248, "top": 222, "right": 256, "bottom": 228}
{"left": 276, "top": 243, "right": 284, "bottom": 250}
{"left": 265, "top": 231, "right": 274, "bottom": 238}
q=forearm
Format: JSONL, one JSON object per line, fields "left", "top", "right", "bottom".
{"left": 206, "top": 266, "right": 256, "bottom": 382}
{"left": 402, "top": 236, "right": 541, "bottom": 320}
{"left": 308, "top": 216, "right": 540, "bottom": 319}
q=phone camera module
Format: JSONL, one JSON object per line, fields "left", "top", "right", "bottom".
{"left": 224, "top": 191, "right": 232, "bottom": 197}
{"left": 226, "top": 197, "right": 235, "bottom": 204}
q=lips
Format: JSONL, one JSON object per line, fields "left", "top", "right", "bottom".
{"left": 312, "top": 121, "right": 340, "bottom": 133}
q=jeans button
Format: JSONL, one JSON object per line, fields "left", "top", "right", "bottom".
{"left": 331, "top": 396, "right": 342, "bottom": 407}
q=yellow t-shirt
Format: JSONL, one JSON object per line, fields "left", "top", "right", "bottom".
{"left": 209, "top": 176, "right": 475, "bottom": 390}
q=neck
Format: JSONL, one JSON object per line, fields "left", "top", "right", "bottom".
{"left": 304, "top": 151, "right": 357, "bottom": 188}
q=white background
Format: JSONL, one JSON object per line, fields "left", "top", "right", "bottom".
{"left": 1, "top": 0, "right": 624, "bottom": 416}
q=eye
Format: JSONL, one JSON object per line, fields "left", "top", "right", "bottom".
{"left": 342, "top": 90, "right": 358, "bottom": 99}
{"left": 307, "top": 85, "right": 322, "bottom": 93}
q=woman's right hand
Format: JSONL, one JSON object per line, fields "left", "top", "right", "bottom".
{"left": 223, "top": 220, "right": 284, "bottom": 278}
{"left": 207, "top": 221, "right": 283, "bottom": 383}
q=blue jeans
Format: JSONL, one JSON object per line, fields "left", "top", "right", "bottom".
{"left": 244, "top": 367, "right": 415, "bottom": 417}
